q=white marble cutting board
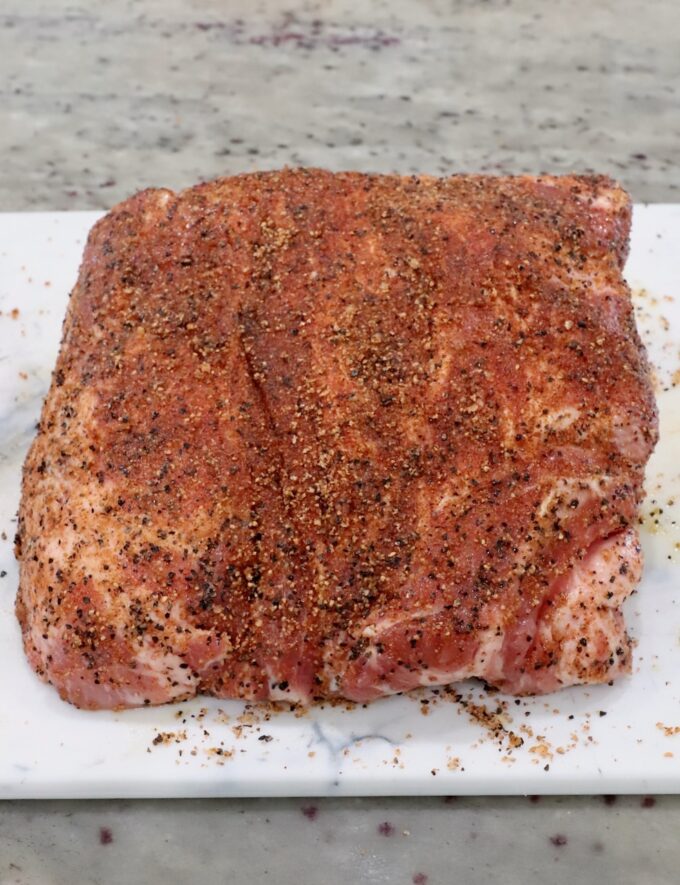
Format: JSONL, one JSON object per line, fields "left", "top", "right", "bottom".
{"left": 0, "top": 207, "right": 679, "bottom": 799}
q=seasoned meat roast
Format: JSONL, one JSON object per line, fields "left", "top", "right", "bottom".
{"left": 15, "top": 170, "right": 658, "bottom": 709}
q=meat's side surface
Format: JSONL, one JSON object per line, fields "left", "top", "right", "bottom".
{"left": 15, "top": 169, "right": 658, "bottom": 709}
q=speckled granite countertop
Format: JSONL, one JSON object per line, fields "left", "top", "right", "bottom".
{"left": 3, "top": 0, "right": 679, "bottom": 210}
{"left": 2, "top": 0, "right": 679, "bottom": 882}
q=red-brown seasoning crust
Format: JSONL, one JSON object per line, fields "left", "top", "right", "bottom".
{"left": 15, "top": 169, "right": 658, "bottom": 709}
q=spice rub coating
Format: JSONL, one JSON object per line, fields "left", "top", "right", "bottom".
{"left": 15, "top": 169, "right": 657, "bottom": 709}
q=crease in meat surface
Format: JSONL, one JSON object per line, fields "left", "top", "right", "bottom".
{"left": 15, "top": 169, "right": 658, "bottom": 709}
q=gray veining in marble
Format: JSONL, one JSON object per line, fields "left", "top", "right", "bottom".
{"left": 1, "top": 0, "right": 680, "bottom": 882}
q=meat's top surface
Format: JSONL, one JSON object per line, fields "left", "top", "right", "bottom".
{"left": 15, "top": 169, "right": 658, "bottom": 709}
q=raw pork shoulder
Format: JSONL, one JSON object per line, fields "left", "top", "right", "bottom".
{"left": 15, "top": 170, "right": 658, "bottom": 709}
